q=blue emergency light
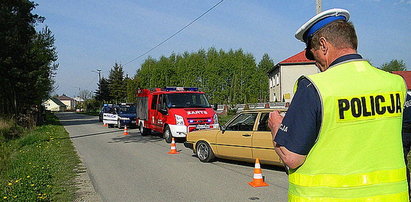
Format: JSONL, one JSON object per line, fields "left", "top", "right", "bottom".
{"left": 164, "top": 87, "right": 199, "bottom": 91}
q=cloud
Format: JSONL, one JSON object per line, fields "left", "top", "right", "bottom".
{"left": 397, "top": 0, "right": 411, "bottom": 4}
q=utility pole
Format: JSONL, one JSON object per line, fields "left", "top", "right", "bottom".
{"left": 96, "top": 69, "right": 102, "bottom": 82}
{"left": 96, "top": 69, "right": 102, "bottom": 96}
{"left": 316, "top": 0, "right": 322, "bottom": 14}
{"left": 92, "top": 69, "right": 103, "bottom": 97}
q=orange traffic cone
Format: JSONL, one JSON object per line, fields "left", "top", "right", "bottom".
{"left": 248, "top": 158, "right": 269, "bottom": 187}
{"left": 123, "top": 125, "right": 129, "bottom": 135}
{"left": 167, "top": 138, "right": 179, "bottom": 154}
{"left": 103, "top": 123, "right": 108, "bottom": 127}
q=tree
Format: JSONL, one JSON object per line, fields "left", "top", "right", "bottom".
{"left": 380, "top": 59, "right": 406, "bottom": 72}
{"left": 125, "top": 77, "right": 138, "bottom": 103}
{"left": 95, "top": 77, "right": 111, "bottom": 102}
{"left": 0, "top": 0, "right": 58, "bottom": 125}
{"left": 257, "top": 54, "right": 274, "bottom": 102}
{"left": 132, "top": 48, "right": 274, "bottom": 105}
{"left": 108, "top": 63, "right": 126, "bottom": 103}
{"left": 79, "top": 89, "right": 93, "bottom": 101}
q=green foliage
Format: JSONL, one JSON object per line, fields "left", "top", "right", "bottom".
{"left": 95, "top": 77, "right": 112, "bottom": 102}
{"left": 0, "top": 118, "right": 25, "bottom": 142}
{"left": 108, "top": 63, "right": 126, "bottom": 103}
{"left": 0, "top": 0, "right": 58, "bottom": 118}
{"left": 125, "top": 77, "right": 138, "bottom": 103}
{"left": 132, "top": 48, "right": 273, "bottom": 105}
{"left": 0, "top": 114, "right": 80, "bottom": 201}
{"left": 84, "top": 99, "right": 101, "bottom": 113}
{"left": 379, "top": 59, "right": 407, "bottom": 72}
{"left": 257, "top": 54, "right": 274, "bottom": 102}
{"left": 218, "top": 114, "right": 235, "bottom": 125}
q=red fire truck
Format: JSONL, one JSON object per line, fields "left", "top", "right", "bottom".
{"left": 136, "top": 87, "right": 219, "bottom": 143}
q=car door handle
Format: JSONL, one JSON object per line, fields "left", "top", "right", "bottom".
{"left": 242, "top": 134, "right": 251, "bottom": 137}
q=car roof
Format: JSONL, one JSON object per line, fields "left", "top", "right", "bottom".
{"left": 241, "top": 108, "right": 287, "bottom": 113}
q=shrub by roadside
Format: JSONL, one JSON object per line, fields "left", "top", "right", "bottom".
{"left": 0, "top": 114, "right": 80, "bottom": 201}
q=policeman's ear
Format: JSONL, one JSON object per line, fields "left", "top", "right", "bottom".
{"left": 319, "top": 37, "right": 328, "bottom": 55}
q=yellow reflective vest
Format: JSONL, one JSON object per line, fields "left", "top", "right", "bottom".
{"left": 289, "top": 60, "right": 409, "bottom": 201}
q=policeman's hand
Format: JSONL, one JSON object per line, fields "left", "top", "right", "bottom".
{"left": 268, "top": 111, "right": 284, "bottom": 141}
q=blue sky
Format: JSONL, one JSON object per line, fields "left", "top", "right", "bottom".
{"left": 34, "top": 0, "right": 411, "bottom": 97}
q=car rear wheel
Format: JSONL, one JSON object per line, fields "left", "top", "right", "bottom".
{"left": 163, "top": 126, "right": 172, "bottom": 143}
{"left": 140, "top": 123, "right": 150, "bottom": 136}
{"left": 196, "top": 141, "right": 215, "bottom": 162}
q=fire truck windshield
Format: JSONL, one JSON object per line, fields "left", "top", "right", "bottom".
{"left": 165, "top": 93, "right": 210, "bottom": 108}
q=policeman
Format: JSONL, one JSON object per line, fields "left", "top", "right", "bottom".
{"left": 268, "top": 8, "right": 409, "bottom": 200}
{"left": 403, "top": 93, "right": 411, "bottom": 193}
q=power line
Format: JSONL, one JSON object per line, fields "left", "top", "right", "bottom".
{"left": 124, "top": 0, "right": 224, "bottom": 66}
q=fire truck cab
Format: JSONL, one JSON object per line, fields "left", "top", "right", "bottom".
{"left": 136, "top": 87, "right": 219, "bottom": 143}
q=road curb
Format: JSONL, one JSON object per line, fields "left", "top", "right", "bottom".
{"left": 73, "top": 149, "right": 102, "bottom": 202}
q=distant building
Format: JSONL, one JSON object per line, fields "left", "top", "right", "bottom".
{"left": 268, "top": 50, "right": 318, "bottom": 102}
{"left": 43, "top": 97, "right": 66, "bottom": 112}
{"left": 392, "top": 71, "right": 411, "bottom": 94}
{"left": 73, "top": 96, "right": 85, "bottom": 102}
{"left": 57, "top": 94, "right": 76, "bottom": 110}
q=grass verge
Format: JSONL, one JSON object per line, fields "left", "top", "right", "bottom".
{"left": 0, "top": 114, "right": 80, "bottom": 201}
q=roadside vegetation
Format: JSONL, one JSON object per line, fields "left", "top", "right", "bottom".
{"left": 0, "top": 114, "right": 80, "bottom": 201}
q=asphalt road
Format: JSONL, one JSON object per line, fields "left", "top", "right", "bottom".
{"left": 55, "top": 112, "right": 288, "bottom": 202}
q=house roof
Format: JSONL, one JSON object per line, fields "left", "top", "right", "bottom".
{"left": 278, "top": 50, "right": 316, "bottom": 65}
{"left": 50, "top": 97, "right": 66, "bottom": 107}
{"left": 268, "top": 50, "right": 316, "bottom": 74}
{"left": 57, "top": 95, "right": 74, "bottom": 100}
{"left": 392, "top": 71, "right": 411, "bottom": 90}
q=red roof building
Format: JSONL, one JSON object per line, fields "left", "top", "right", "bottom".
{"left": 392, "top": 71, "right": 411, "bottom": 90}
{"left": 267, "top": 51, "right": 318, "bottom": 102}
{"left": 56, "top": 94, "right": 76, "bottom": 110}
{"left": 278, "top": 50, "right": 316, "bottom": 64}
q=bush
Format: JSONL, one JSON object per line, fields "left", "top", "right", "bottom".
{"left": 85, "top": 99, "right": 101, "bottom": 113}
{"left": 0, "top": 118, "right": 24, "bottom": 142}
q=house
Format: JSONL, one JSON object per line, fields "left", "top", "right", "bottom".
{"left": 268, "top": 50, "right": 318, "bottom": 102}
{"left": 43, "top": 97, "right": 67, "bottom": 112}
{"left": 57, "top": 94, "right": 76, "bottom": 110}
{"left": 73, "top": 96, "right": 85, "bottom": 102}
{"left": 392, "top": 71, "right": 411, "bottom": 95}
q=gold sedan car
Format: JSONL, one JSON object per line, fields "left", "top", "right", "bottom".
{"left": 184, "top": 108, "right": 285, "bottom": 166}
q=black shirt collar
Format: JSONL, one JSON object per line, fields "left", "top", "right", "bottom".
{"left": 329, "top": 54, "right": 363, "bottom": 67}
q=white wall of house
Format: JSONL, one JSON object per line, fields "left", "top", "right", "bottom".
{"left": 44, "top": 100, "right": 65, "bottom": 112}
{"left": 269, "top": 68, "right": 281, "bottom": 102}
{"left": 269, "top": 64, "right": 319, "bottom": 102}
{"left": 281, "top": 64, "right": 319, "bottom": 102}
{"left": 60, "top": 100, "right": 75, "bottom": 110}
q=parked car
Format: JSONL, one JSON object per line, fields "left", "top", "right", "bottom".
{"left": 99, "top": 104, "right": 113, "bottom": 122}
{"left": 116, "top": 104, "right": 137, "bottom": 128}
{"left": 102, "top": 104, "right": 137, "bottom": 128}
{"left": 184, "top": 108, "right": 286, "bottom": 166}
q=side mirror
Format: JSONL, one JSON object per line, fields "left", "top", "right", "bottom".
{"left": 159, "top": 108, "right": 168, "bottom": 115}
{"left": 220, "top": 125, "right": 226, "bottom": 133}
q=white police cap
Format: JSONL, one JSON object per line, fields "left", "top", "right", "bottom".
{"left": 295, "top": 8, "right": 350, "bottom": 43}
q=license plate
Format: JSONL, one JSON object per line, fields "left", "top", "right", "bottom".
{"left": 131, "top": 121, "right": 136, "bottom": 123}
{"left": 196, "top": 125, "right": 210, "bottom": 129}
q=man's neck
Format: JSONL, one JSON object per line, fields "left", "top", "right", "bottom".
{"left": 329, "top": 48, "right": 357, "bottom": 64}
